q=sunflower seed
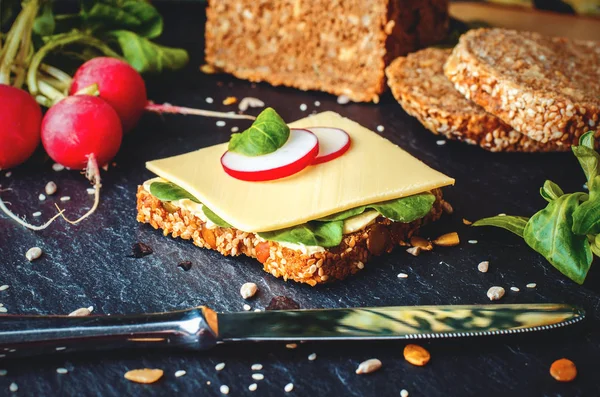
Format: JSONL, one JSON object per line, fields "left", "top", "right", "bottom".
{"left": 240, "top": 282, "right": 258, "bottom": 299}
{"left": 25, "top": 247, "right": 42, "bottom": 261}
{"left": 477, "top": 261, "right": 489, "bottom": 273}
{"left": 487, "top": 286, "right": 505, "bottom": 301}
{"left": 356, "top": 358, "right": 382, "bottom": 374}
{"left": 45, "top": 181, "right": 57, "bottom": 195}
{"left": 68, "top": 307, "right": 92, "bottom": 317}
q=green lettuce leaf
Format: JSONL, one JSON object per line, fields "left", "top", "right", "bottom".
{"left": 202, "top": 206, "right": 232, "bottom": 228}
{"left": 258, "top": 221, "right": 344, "bottom": 248}
{"left": 83, "top": 0, "right": 163, "bottom": 38}
{"left": 472, "top": 215, "right": 529, "bottom": 238}
{"left": 228, "top": 108, "right": 290, "bottom": 156}
{"left": 539, "top": 180, "right": 564, "bottom": 203}
{"left": 318, "top": 193, "right": 435, "bottom": 223}
{"left": 149, "top": 181, "right": 199, "bottom": 203}
{"left": 572, "top": 175, "right": 600, "bottom": 235}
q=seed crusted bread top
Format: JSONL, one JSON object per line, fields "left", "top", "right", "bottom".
{"left": 385, "top": 48, "right": 567, "bottom": 152}
{"left": 444, "top": 28, "right": 600, "bottom": 145}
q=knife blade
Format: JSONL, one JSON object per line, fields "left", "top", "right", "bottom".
{"left": 0, "top": 303, "right": 585, "bottom": 357}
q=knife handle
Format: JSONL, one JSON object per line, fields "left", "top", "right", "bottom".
{"left": 0, "top": 306, "right": 219, "bottom": 357}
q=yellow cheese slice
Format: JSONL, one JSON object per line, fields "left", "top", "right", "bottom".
{"left": 146, "top": 111, "right": 454, "bottom": 232}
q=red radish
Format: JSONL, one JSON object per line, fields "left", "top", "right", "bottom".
{"left": 69, "top": 57, "right": 146, "bottom": 132}
{"left": 221, "top": 128, "right": 319, "bottom": 181}
{"left": 0, "top": 85, "right": 42, "bottom": 169}
{"left": 69, "top": 57, "right": 254, "bottom": 133}
{"left": 41, "top": 95, "right": 122, "bottom": 169}
{"left": 308, "top": 127, "right": 351, "bottom": 165}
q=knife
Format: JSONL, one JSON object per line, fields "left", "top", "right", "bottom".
{"left": 0, "top": 303, "right": 585, "bottom": 357}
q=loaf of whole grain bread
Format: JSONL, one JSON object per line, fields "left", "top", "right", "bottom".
{"left": 205, "top": 0, "right": 448, "bottom": 103}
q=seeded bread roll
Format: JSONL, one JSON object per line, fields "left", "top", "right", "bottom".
{"left": 385, "top": 48, "right": 567, "bottom": 152}
{"left": 136, "top": 187, "right": 447, "bottom": 286}
{"left": 444, "top": 28, "right": 600, "bottom": 145}
{"left": 205, "top": 0, "right": 448, "bottom": 103}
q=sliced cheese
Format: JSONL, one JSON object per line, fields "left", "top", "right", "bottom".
{"left": 146, "top": 111, "right": 454, "bottom": 232}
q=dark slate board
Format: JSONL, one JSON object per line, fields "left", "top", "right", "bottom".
{"left": 0, "top": 3, "right": 598, "bottom": 396}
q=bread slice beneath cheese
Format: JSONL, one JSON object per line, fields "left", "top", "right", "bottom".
{"left": 137, "top": 112, "right": 454, "bottom": 285}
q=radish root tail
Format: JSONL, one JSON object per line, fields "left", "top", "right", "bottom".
{"left": 56, "top": 154, "right": 101, "bottom": 225}
{"left": 145, "top": 101, "right": 256, "bottom": 120}
{"left": 0, "top": 191, "right": 65, "bottom": 231}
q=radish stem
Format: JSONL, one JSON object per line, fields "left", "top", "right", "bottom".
{"left": 38, "top": 80, "right": 65, "bottom": 104}
{"left": 0, "top": 189, "right": 64, "bottom": 231}
{"left": 40, "top": 64, "right": 73, "bottom": 87}
{"left": 27, "top": 32, "right": 122, "bottom": 95}
{"left": 145, "top": 101, "right": 256, "bottom": 120}
{"left": 55, "top": 154, "right": 101, "bottom": 225}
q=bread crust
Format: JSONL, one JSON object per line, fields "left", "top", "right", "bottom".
{"left": 136, "top": 187, "right": 446, "bottom": 285}
{"left": 386, "top": 48, "right": 568, "bottom": 152}
{"left": 204, "top": 0, "right": 448, "bottom": 103}
{"left": 444, "top": 29, "right": 600, "bottom": 145}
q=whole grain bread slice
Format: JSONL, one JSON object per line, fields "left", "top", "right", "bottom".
{"left": 444, "top": 28, "right": 600, "bottom": 145}
{"left": 136, "top": 187, "right": 447, "bottom": 286}
{"left": 385, "top": 48, "right": 567, "bottom": 152}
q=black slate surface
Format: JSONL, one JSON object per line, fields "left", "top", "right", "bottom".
{"left": 1, "top": 3, "right": 599, "bottom": 396}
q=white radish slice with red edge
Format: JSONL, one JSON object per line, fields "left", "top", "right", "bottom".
{"left": 221, "top": 128, "right": 319, "bottom": 181}
{"left": 308, "top": 127, "right": 351, "bottom": 165}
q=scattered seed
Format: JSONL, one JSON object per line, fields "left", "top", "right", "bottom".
{"left": 87, "top": 306, "right": 94, "bottom": 312}
{"left": 550, "top": 358, "right": 577, "bottom": 382}
{"left": 267, "top": 296, "right": 299, "bottom": 310}
{"left": 220, "top": 385, "right": 230, "bottom": 395}
{"left": 207, "top": 381, "right": 211, "bottom": 385}
{"left": 498, "top": 213, "right": 506, "bottom": 216}
{"left": 300, "top": 104, "right": 307, "bottom": 111}
{"left": 86, "top": 188, "right": 95, "bottom": 195}
{"left": 25, "top": 247, "right": 42, "bottom": 261}
{"left": 56, "top": 368, "right": 68, "bottom": 374}
{"left": 32, "top": 211, "right": 42, "bottom": 217}
{"left": 251, "top": 364, "right": 263, "bottom": 371}
{"left": 0, "top": 285, "right": 8, "bottom": 291}
{"left": 248, "top": 383, "right": 258, "bottom": 391}
{"left": 436, "top": 140, "right": 446, "bottom": 146}
{"left": 131, "top": 242, "right": 153, "bottom": 258}
{"left": 178, "top": 261, "right": 192, "bottom": 271}
{"left": 285, "top": 343, "right": 298, "bottom": 349}
{"left": 400, "top": 389, "right": 409, "bottom": 397}
{"left": 45, "top": 181, "right": 57, "bottom": 195}
{"left": 314, "top": 101, "right": 321, "bottom": 107}
{"left": 308, "top": 353, "right": 317, "bottom": 361}
{"left": 510, "top": 287, "right": 520, "bottom": 292}
{"left": 52, "top": 163, "right": 65, "bottom": 171}
{"left": 0, "top": 307, "right": 7, "bottom": 313}
{"left": 243, "top": 304, "right": 251, "bottom": 311}
{"left": 397, "top": 273, "right": 409, "bottom": 279}
{"left": 468, "top": 240, "right": 478, "bottom": 244}
{"left": 254, "top": 308, "right": 261, "bottom": 312}
{"left": 216, "top": 120, "right": 226, "bottom": 127}
{"left": 231, "top": 126, "right": 239, "bottom": 133}
{"left": 583, "top": 183, "right": 588, "bottom": 190}
{"left": 355, "top": 358, "right": 382, "bottom": 374}
{"left": 5, "top": 172, "right": 12, "bottom": 177}
{"left": 240, "top": 282, "right": 258, "bottom": 299}
{"left": 487, "top": 286, "right": 505, "bottom": 301}
{"left": 526, "top": 283, "right": 537, "bottom": 289}
{"left": 206, "top": 97, "right": 214, "bottom": 104}
{"left": 377, "top": 125, "right": 384, "bottom": 132}
{"left": 124, "top": 369, "right": 163, "bottom": 384}
{"left": 406, "top": 247, "right": 421, "bottom": 257}
{"left": 0, "top": 369, "right": 6, "bottom": 376}
{"left": 410, "top": 236, "right": 433, "bottom": 251}
{"left": 433, "top": 232, "right": 460, "bottom": 247}
{"left": 68, "top": 307, "right": 91, "bottom": 317}
{"left": 60, "top": 196, "right": 70, "bottom": 202}
{"left": 252, "top": 373, "right": 264, "bottom": 380}
{"left": 337, "top": 95, "right": 350, "bottom": 105}
{"left": 9, "top": 382, "right": 18, "bottom": 392}
{"left": 175, "top": 370, "right": 186, "bottom": 377}
{"left": 478, "top": 261, "right": 489, "bottom": 273}
{"left": 215, "top": 362, "right": 226, "bottom": 371}
{"left": 403, "top": 344, "right": 431, "bottom": 366}
{"left": 462, "top": 218, "right": 472, "bottom": 225}
{"left": 223, "top": 96, "right": 237, "bottom": 105}
{"left": 39, "top": 194, "right": 46, "bottom": 201}
{"left": 284, "top": 383, "right": 294, "bottom": 392}
{"left": 239, "top": 97, "right": 265, "bottom": 112}
{"left": 56, "top": 347, "right": 66, "bottom": 351}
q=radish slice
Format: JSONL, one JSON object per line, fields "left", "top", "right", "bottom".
{"left": 308, "top": 127, "right": 351, "bottom": 165}
{"left": 221, "top": 128, "right": 319, "bottom": 181}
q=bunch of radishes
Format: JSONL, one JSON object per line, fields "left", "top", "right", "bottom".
{"left": 0, "top": 1, "right": 254, "bottom": 229}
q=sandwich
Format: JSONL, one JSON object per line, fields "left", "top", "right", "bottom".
{"left": 137, "top": 110, "right": 454, "bottom": 285}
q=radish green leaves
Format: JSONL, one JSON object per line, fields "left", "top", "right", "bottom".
{"left": 474, "top": 131, "right": 599, "bottom": 284}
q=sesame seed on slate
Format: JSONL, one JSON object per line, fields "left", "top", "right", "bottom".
{"left": 511, "top": 287, "right": 520, "bottom": 292}
{"left": 300, "top": 104, "right": 307, "bottom": 111}
{"left": 526, "top": 283, "right": 537, "bottom": 288}
{"left": 32, "top": 211, "right": 42, "bottom": 217}
{"left": 206, "top": 97, "right": 214, "bottom": 104}
{"left": 56, "top": 368, "right": 68, "bottom": 374}
{"left": 231, "top": 126, "right": 239, "bottom": 133}
{"left": 397, "top": 273, "right": 408, "bottom": 279}
{"left": 243, "top": 304, "right": 251, "bottom": 311}
{"left": 251, "top": 364, "right": 262, "bottom": 371}
{"left": 377, "top": 125, "right": 384, "bottom": 132}
{"left": 314, "top": 101, "right": 320, "bottom": 107}
{"left": 252, "top": 373, "right": 264, "bottom": 381}
{"left": 52, "top": 163, "right": 65, "bottom": 171}
{"left": 308, "top": 353, "right": 317, "bottom": 361}
{"left": 284, "top": 383, "right": 294, "bottom": 392}
{"left": 0, "top": 285, "right": 9, "bottom": 291}
{"left": 468, "top": 240, "right": 478, "bottom": 244}
{"left": 248, "top": 383, "right": 258, "bottom": 391}
{"left": 215, "top": 362, "right": 226, "bottom": 371}
{"left": 220, "top": 385, "right": 229, "bottom": 395}
{"left": 9, "top": 383, "right": 18, "bottom": 392}
{"left": 175, "top": 370, "right": 186, "bottom": 377}
{"left": 39, "top": 194, "right": 46, "bottom": 201}
{"left": 216, "top": 120, "right": 226, "bottom": 127}
{"left": 436, "top": 140, "right": 446, "bottom": 145}
{"left": 0, "top": 369, "right": 6, "bottom": 376}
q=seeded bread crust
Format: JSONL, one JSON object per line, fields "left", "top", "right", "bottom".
{"left": 136, "top": 187, "right": 446, "bottom": 286}
{"left": 205, "top": 0, "right": 448, "bottom": 103}
{"left": 386, "top": 48, "right": 567, "bottom": 152}
{"left": 444, "top": 28, "right": 600, "bottom": 145}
